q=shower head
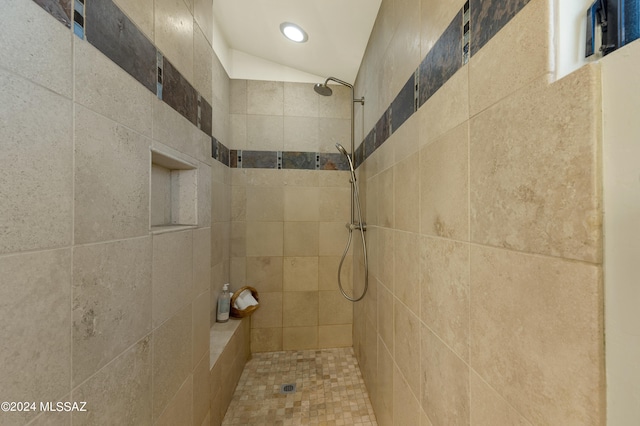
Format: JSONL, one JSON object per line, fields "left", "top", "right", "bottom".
{"left": 314, "top": 83, "right": 333, "bottom": 96}
{"left": 335, "top": 143, "right": 348, "bottom": 157}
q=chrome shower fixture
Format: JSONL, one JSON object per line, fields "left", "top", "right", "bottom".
{"left": 313, "top": 77, "right": 364, "bottom": 105}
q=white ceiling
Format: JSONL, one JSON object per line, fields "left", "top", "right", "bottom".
{"left": 212, "top": 0, "right": 382, "bottom": 84}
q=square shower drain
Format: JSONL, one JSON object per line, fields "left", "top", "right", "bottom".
{"left": 280, "top": 383, "right": 296, "bottom": 394}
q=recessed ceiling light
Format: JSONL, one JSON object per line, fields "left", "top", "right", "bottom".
{"left": 280, "top": 22, "right": 308, "bottom": 43}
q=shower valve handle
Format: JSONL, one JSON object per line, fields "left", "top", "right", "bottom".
{"left": 346, "top": 222, "right": 367, "bottom": 232}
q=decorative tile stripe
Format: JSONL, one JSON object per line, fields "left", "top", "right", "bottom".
{"left": 34, "top": 0, "right": 71, "bottom": 28}
{"left": 463, "top": 1, "right": 471, "bottom": 64}
{"left": 162, "top": 57, "right": 198, "bottom": 125}
{"left": 156, "top": 51, "right": 164, "bottom": 100}
{"left": 355, "top": 0, "right": 534, "bottom": 169}
{"left": 85, "top": 0, "right": 156, "bottom": 94}
{"left": 418, "top": 13, "right": 462, "bottom": 107}
{"left": 470, "top": 0, "right": 531, "bottom": 56}
{"left": 391, "top": 73, "right": 416, "bottom": 133}
{"left": 212, "top": 137, "right": 230, "bottom": 166}
{"left": 72, "top": 0, "right": 84, "bottom": 39}
{"left": 226, "top": 150, "right": 348, "bottom": 171}
{"left": 200, "top": 98, "right": 213, "bottom": 136}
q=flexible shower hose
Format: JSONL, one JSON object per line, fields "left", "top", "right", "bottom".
{"left": 337, "top": 170, "right": 368, "bottom": 302}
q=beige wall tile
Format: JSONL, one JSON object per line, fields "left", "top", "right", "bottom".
{"left": 421, "top": 325, "right": 470, "bottom": 426}
{"left": 377, "top": 283, "right": 394, "bottom": 355}
{"left": 193, "top": 351, "right": 210, "bottom": 426}
{"left": 393, "top": 365, "right": 421, "bottom": 426}
{"left": 418, "top": 67, "right": 469, "bottom": 148}
{"left": 230, "top": 222, "right": 246, "bottom": 258}
{"left": 470, "top": 245, "right": 604, "bottom": 425}
{"left": 421, "top": 237, "right": 469, "bottom": 361}
{"left": 250, "top": 327, "right": 283, "bottom": 353}
{"left": 319, "top": 170, "right": 351, "bottom": 188}
{"left": 284, "top": 116, "right": 319, "bottom": 152}
{"left": 193, "top": 23, "right": 213, "bottom": 104}
{"left": 469, "top": 371, "right": 530, "bottom": 426}
{"left": 155, "top": 0, "right": 193, "bottom": 81}
{"left": 282, "top": 169, "right": 319, "bottom": 187}
{"left": 393, "top": 301, "right": 421, "bottom": 396}
{"left": 156, "top": 375, "right": 193, "bottom": 426}
{"left": 193, "top": 227, "right": 212, "bottom": 296}
{"left": 245, "top": 222, "right": 283, "bottom": 256}
{"left": 152, "top": 230, "right": 194, "bottom": 327}
{"left": 319, "top": 256, "right": 351, "bottom": 291}
{"left": 419, "top": 122, "right": 469, "bottom": 240}
{"left": 318, "top": 84, "right": 351, "bottom": 119}
{"left": 0, "top": 249, "right": 71, "bottom": 426}
{"left": 246, "top": 187, "right": 284, "bottom": 221}
{"left": 0, "top": 0, "right": 72, "bottom": 97}
{"left": 319, "top": 291, "right": 353, "bottom": 325}
{"left": 394, "top": 152, "right": 419, "bottom": 233}
{"left": 75, "top": 40, "right": 154, "bottom": 137}
{"left": 420, "top": 0, "right": 466, "bottom": 58}
{"left": 377, "top": 227, "right": 395, "bottom": 291}
{"left": 247, "top": 81, "right": 284, "bottom": 115}
{"left": 230, "top": 185, "right": 246, "bottom": 221}
{"left": 376, "top": 338, "right": 394, "bottom": 426}
{"left": 230, "top": 80, "right": 247, "bottom": 114}
{"left": 393, "top": 231, "right": 421, "bottom": 315}
{"left": 318, "top": 222, "right": 346, "bottom": 256}
{"left": 229, "top": 114, "right": 247, "bottom": 150}
{"left": 28, "top": 409, "right": 71, "bottom": 426}
{"left": 152, "top": 304, "right": 193, "bottom": 421}
{"left": 114, "top": 0, "right": 154, "bottom": 41}
{"left": 192, "top": 290, "right": 210, "bottom": 367}
{"left": 0, "top": 70, "right": 72, "bottom": 254}
{"left": 469, "top": 0, "right": 552, "bottom": 116}
{"left": 387, "top": 3, "right": 421, "bottom": 98}
{"left": 246, "top": 114, "right": 284, "bottom": 151}
{"left": 246, "top": 256, "right": 283, "bottom": 292}
{"left": 284, "top": 82, "right": 319, "bottom": 117}
{"left": 72, "top": 237, "right": 152, "bottom": 385}
{"left": 75, "top": 106, "right": 150, "bottom": 244}
{"left": 319, "top": 187, "right": 351, "bottom": 222}
{"left": 317, "top": 118, "right": 351, "bottom": 153}
{"left": 283, "top": 257, "right": 319, "bottom": 292}
{"left": 193, "top": 0, "right": 213, "bottom": 50}
{"left": 283, "top": 326, "right": 318, "bottom": 350}
{"left": 378, "top": 166, "right": 395, "bottom": 228}
{"left": 229, "top": 256, "right": 246, "bottom": 286}
{"left": 393, "top": 108, "right": 420, "bottom": 164}
{"left": 250, "top": 292, "right": 283, "bottom": 329}
{"left": 318, "top": 325, "right": 352, "bottom": 348}
{"left": 72, "top": 336, "right": 152, "bottom": 426}
{"left": 152, "top": 100, "right": 212, "bottom": 165}
{"left": 284, "top": 222, "right": 319, "bottom": 256}
{"left": 284, "top": 187, "right": 319, "bottom": 221}
{"left": 470, "top": 66, "right": 601, "bottom": 262}
{"left": 198, "top": 163, "right": 212, "bottom": 227}
{"left": 283, "top": 291, "right": 318, "bottom": 327}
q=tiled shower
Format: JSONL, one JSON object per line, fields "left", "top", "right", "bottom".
{"left": 1, "top": 0, "right": 639, "bottom": 425}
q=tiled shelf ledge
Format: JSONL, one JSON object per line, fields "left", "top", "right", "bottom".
{"left": 210, "top": 319, "right": 243, "bottom": 369}
{"left": 210, "top": 317, "right": 251, "bottom": 424}
{"left": 150, "top": 224, "right": 198, "bottom": 235}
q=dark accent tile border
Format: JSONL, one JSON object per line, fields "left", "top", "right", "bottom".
{"left": 419, "top": 13, "right": 462, "bottom": 107}
{"left": 355, "top": 0, "right": 533, "bottom": 169}
{"left": 34, "top": 0, "right": 71, "bottom": 28}
{"left": 200, "top": 97, "right": 213, "bottom": 136}
{"left": 319, "top": 153, "right": 349, "bottom": 171}
{"left": 227, "top": 150, "right": 349, "bottom": 171}
{"left": 283, "top": 152, "right": 315, "bottom": 170}
{"left": 470, "top": 0, "right": 530, "bottom": 56}
{"left": 391, "top": 73, "right": 416, "bottom": 132}
{"left": 32, "top": 0, "right": 536, "bottom": 171}
{"left": 85, "top": 0, "right": 156, "bottom": 93}
{"left": 241, "top": 151, "right": 278, "bottom": 169}
{"left": 162, "top": 57, "right": 198, "bottom": 125}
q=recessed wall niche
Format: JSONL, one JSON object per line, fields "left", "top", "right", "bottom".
{"left": 150, "top": 149, "right": 198, "bottom": 232}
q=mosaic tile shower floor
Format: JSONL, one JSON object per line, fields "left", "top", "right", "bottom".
{"left": 222, "top": 347, "right": 377, "bottom": 426}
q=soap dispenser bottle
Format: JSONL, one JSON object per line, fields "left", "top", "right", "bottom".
{"left": 216, "top": 283, "right": 230, "bottom": 323}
